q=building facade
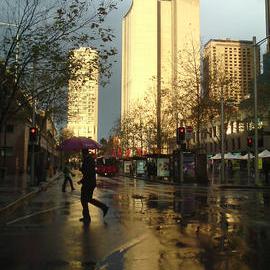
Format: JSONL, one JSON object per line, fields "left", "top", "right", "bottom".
{"left": 204, "top": 39, "right": 260, "bottom": 104}
{"left": 67, "top": 48, "right": 99, "bottom": 140}
{"left": 121, "top": 0, "right": 200, "bottom": 116}
{"left": 0, "top": 111, "right": 59, "bottom": 177}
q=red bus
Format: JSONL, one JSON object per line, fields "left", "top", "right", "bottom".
{"left": 96, "top": 156, "right": 118, "bottom": 176}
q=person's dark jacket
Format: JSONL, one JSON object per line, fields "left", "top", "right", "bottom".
{"left": 81, "top": 155, "right": 96, "bottom": 188}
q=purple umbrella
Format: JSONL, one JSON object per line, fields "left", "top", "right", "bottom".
{"left": 58, "top": 137, "right": 101, "bottom": 152}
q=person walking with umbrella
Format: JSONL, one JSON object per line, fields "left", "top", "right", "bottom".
{"left": 78, "top": 148, "right": 109, "bottom": 224}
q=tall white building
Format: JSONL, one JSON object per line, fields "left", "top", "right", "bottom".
{"left": 121, "top": 0, "right": 200, "bottom": 116}
{"left": 67, "top": 48, "right": 99, "bottom": 140}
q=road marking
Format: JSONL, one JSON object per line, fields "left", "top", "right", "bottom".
{"left": 95, "top": 233, "right": 148, "bottom": 270}
{"left": 6, "top": 205, "right": 65, "bottom": 225}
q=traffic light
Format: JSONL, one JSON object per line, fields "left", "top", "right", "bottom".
{"left": 29, "top": 127, "right": 38, "bottom": 143}
{"left": 247, "top": 136, "right": 253, "bottom": 147}
{"left": 177, "top": 127, "right": 185, "bottom": 144}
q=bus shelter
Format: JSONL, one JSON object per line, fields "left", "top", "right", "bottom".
{"left": 132, "top": 156, "right": 147, "bottom": 177}
{"left": 144, "top": 154, "right": 172, "bottom": 181}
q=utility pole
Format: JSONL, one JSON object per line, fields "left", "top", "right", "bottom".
{"left": 253, "top": 36, "right": 259, "bottom": 185}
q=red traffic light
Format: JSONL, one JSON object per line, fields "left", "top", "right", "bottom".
{"left": 30, "top": 128, "right": 36, "bottom": 134}
{"left": 29, "top": 127, "right": 38, "bottom": 143}
{"left": 247, "top": 137, "right": 253, "bottom": 147}
{"left": 176, "top": 127, "right": 186, "bottom": 144}
{"left": 179, "top": 127, "right": 185, "bottom": 134}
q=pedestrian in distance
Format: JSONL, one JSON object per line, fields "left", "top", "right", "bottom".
{"left": 62, "top": 161, "right": 75, "bottom": 192}
{"left": 78, "top": 149, "right": 109, "bottom": 224}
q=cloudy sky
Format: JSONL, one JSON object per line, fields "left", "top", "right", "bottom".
{"left": 98, "top": 0, "right": 266, "bottom": 140}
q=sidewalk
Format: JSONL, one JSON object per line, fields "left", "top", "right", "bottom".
{"left": 0, "top": 172, "right": 62, "bottom": 216}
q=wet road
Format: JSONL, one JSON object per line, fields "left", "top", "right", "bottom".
{"left": 1, "top": 173, "right": 270, "bottom": 270}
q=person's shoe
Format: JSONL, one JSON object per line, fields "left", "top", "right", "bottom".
{"left": 79, "top": 217, "right": 91, "bottom": 223}
{"left": 103, "top": 206, "right": 109, "bottom": 217}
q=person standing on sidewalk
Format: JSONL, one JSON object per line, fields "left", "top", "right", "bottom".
{"left": 78, "top": 149, "right": 109, "bottom": 224}
{"left": 62, "top": 161, "right": 75, "bottom": 192}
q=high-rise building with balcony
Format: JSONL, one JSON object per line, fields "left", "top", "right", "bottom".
{"left": 67, "top": 48, "right": 98, "bottom": 140}
{"left": 204, "top": 39, "right": 259, "bottom": 104}
{"left": 121, "top": 0, "right": 200, "bottom": 116}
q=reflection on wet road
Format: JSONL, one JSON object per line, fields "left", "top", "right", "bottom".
{"left": 1, "top": 174, "right": 270, "bottom": 270}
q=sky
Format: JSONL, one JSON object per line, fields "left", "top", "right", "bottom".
{"left": 98, "top": 0, "right": 266, "bottom": 140}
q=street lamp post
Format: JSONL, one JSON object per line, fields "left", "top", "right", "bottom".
{"left": 253, "top": 35, "right": 270, "bottom": 185}
{"left": 253, "top": 36, "right": 259, "bottom": 185}
{"left": 220, "top": 87, "right": 225, "bottom": 184}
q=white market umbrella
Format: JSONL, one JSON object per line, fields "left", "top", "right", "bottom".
{"left": 258, "top": 149, "right": 270, "bottom": 158}
{"left": 242, "top": 153, "right": 255, "bottom": 160}
{"left": 232, "top": 153, "right": 244, "bottom": 160}
{"left": 224, "top": 152, "right": 235, "bottom": 160}
{"left": 210, "top": 153, "right": 221, "bottom": 160}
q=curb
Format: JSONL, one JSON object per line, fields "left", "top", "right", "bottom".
{"left": 114, "top": 174, "right": 209, "bottom": 189}
{"left": 114, "top": 175, "right": 270, "bottom": 191}
{"left": 0, "top": 189, "right": 38, "bottom": 216}
{"left": 212, "top": 184, "right": 270, "bottom": 190}
{"left": 0, "top": 172, "right": 63, "bottom": 216}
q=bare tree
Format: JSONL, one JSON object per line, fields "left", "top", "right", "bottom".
{"left": 170, "top": 41, "right": 239, "bottom": 150}
{"left": 0, "top": 0, "right": 122, "bottom": 128}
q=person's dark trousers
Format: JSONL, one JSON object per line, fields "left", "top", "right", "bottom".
{"left": 62, "top": 177, "right": 75, "bottom": 192}
{"left": 80, "top": 186, "right": 108, "bottom": 221}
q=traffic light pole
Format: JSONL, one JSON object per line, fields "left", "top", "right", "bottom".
{"left": 180, "top": 150, "right": 184, "bottom": 183}
{"left": 30, "top": 100, "right": 36, "bottom": 186}
{"left": 247, "top": 151, "right": 251, "bottom": 185}
{"left": 176, "top": 127, "right": 185, "bottom": 183}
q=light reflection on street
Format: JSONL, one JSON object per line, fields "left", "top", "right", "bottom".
{"left": 1, "top": 175, "right": 270, "bottom": 269}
